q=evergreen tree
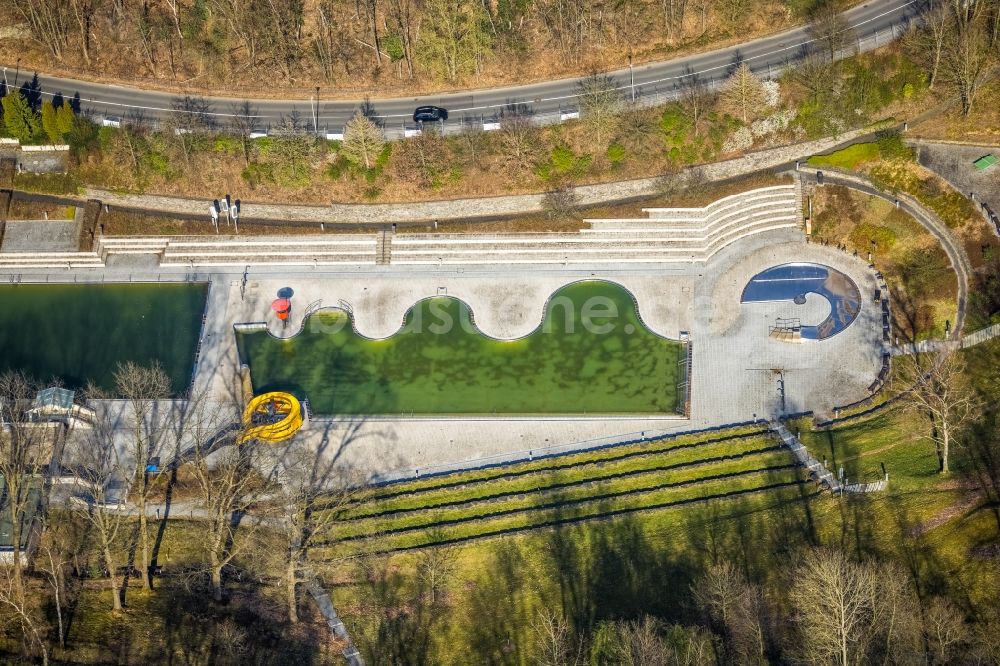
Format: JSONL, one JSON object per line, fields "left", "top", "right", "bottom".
{"left": 2, "top": 93, "right": 39, "bottom": 142}
{"left": 56, "top": 103, "right": 75, "bottom": 137}
{"left": 41, "top": 100, "right": 60, "bottom": 144}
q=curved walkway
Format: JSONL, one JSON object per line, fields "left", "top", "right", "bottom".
{"left": 796, "top": 166, "right": 971, "bottom": 338}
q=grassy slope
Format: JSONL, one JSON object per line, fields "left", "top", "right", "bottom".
{"left": 322, "top": 336, "right": 1000, "bottom": 663}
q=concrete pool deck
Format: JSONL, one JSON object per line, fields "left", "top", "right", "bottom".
{"left": 176, "top": 225, "right": 885, "bottom": 481}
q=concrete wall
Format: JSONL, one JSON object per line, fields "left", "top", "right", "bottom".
{"left": 0, "top": 139, "right": 70, "bottom": 173}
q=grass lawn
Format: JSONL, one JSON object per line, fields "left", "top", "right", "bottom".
{"left": 318, "top": 400, "right": 1000, "bottom": 664}
{"left": 808, "top": 142, "right": 883, "bottom": 170}
{"left": 239, "top": 281, "right": 684, "bottom": 415}
{"left": 795, "top": 408, "right": 938, "bottom": 491}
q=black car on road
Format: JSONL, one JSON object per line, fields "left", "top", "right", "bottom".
{"left": 413, "top": 106, "right": 448, "bottom": 123}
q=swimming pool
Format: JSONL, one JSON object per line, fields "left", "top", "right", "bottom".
{"left": 0, "top": 283, "right": 208, "bottom": 394}
{"left": 236, "top": 281, "right": 686, "bottom": 415}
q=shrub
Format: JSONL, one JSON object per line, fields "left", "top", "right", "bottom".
{"left": 214, "top": 135, "right": 241, "bottom": 153}
{"left": 12, "top": 172, "right": 82, "bottom": 195}
{"left": 538, "top": 144, "right": 590, "bottom": 180}
{"left": 606, "top": 143, "right": 626, "bottom": 166}
{"left": 241, "top": 162, "right": 273, "bottom": 188}
{"left": 326, "top": 158, "right": 347, "bottom": 180}
{"left": 551, "top": 144, "right": 577, "bottom": 173}
{"left": 868, "top": 162, "right": 921, "bottom": 193}
{"left": 66, "top": 117, "right": 98, "bottom": 152}
{"left": 923, "top": 187, "right": 976, "bottom": 229}
{"left": 875, "top": 133, "right": 913, "bottom": 161}
{"left": 660, "top": 104, "right": 690, "bottom": 148}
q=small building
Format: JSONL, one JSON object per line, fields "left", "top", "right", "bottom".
{"left": 973, "top": 154, "right": 997, "bottom": 171}
{"left": 28, "top": 387, "right": 95, "bottom": 427}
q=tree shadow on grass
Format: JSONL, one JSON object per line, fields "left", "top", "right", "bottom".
{"left": 158, "top": 580, "right": 327, "bottom": 666}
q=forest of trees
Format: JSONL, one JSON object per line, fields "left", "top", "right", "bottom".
{"left": 5, "top": 0, "right": 829, "bottom": 90}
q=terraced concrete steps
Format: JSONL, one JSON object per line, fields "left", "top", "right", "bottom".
{"left": 31, "top": 185, "right": 801, "bottom": 268}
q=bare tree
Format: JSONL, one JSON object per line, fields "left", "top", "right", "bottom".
{"left": 809, "top": 0, "right": 856, "bottom": 61}
{"left": 720, "top": 62, "right": 767, "bottom": 124}
{"left": 266, "top": 431, "right": 368, "bottom": 623}
{"left": 112, "top": 362, "right": 172, "bottom": 590}
{"left": 167, "top": 96, "right": 215, "bottom": 167}
{"left": 386, "top": 0, "right": 418, "bottom": 78}
{"left": 939, "top": 1, "right": 996, "bottom": 116}
{"left": 229, "top": 100, "right": 260, "bottom": 168}
{"left": 795, "top": 53, "right": 838, "bottom": 104}
{"left": 532, "top": 608, "right": 583, "bottom": 666}
{"left": 661, "top": 0, "right": 689, "bottom": 41}
{"left": 341, "top": 110, "right": 385, "bottom": 170}
{"left": 913, "top": 0, "right": 953, "bottom": 89}
{"left": 12, "top": 0, "right": 72, "bottom": 60}
{"left": 416, "top": 542, "right": 458, "bottom": 606}
{"left": 497, "top": 107, "right": 540, "bottom": 174}
{"left": 0, "top": 564, "right": 49, "bottom": 666}
{"left": 577, "top": 73, "right": 622, "bottom": 149}
{"left": 313, "top": 0, "right": 352, "bottom": 83}
{"left": 0, "top": 372, "right": 52, "bottom": 600}
{"left": 789, "top": 549, "right": 878, "bottom": 666}
{"left": 614, "top": 616, "right": 670, "bottom": 665}
{"left": 541, "top": 183, "right": 579, "bottom": 220}
{"left": 693, "top": 561, "right": 767, "bottom": 665}
{"left": 869, "top": 560, "right": 923, "bottom": 665}
{"left": 678, "top": 74, "right": 710, "bottom": 137}
{"left": 37, "top": 518, "right": 72, "bottom": 650}
{"left": 191, "top": 436, "right": 272, "bottom": 603}
{"left": 899, "top": 351, "right": 980, "bottom": 474}
{"left": 71, "top": 397, "right": 129, "bottom": 611}
{"left": 924, "top": 596, "right": 970, "bottom": 663}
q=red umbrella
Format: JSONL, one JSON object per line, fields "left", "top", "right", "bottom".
{"left": 271, "top": 298, "right": 291, "bottom": 313}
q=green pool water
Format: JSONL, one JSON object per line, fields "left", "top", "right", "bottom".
{"left": 238, "top": 281, "right": 685, "bottom": 415}
{"left": 0, "top": 283, "right": 207, "bottom": 394}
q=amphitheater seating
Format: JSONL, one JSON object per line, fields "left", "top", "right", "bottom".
{"left": 6, "top": 185, "right": 799, "bottom": 269}
{"left": 0, "top": 251, "right": 104, "bottom": 269}
{"left": 96, "top": 234, "right": 379, "bottom": 267}
{"left": 391, "top": 185, "right": 800, "bottom": 265}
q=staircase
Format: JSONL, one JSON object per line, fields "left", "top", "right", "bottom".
{"left": 376, "top": 229, "right": 392, "bottom": 265}
{"left": 771, "top": 420, "right": 841, "bottom": 492}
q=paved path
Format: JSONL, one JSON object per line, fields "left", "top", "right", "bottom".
{"left": 304, "top": 573, "right": 365, "bottom": 666}
{"left": 890, "top": 322, "right": 1000, "bottom": 356}
{"left": 797, "top": 166, "right": 971, "bottom": 338}
{"left": 5, "top": 0, "right": 918, "bottom": 135}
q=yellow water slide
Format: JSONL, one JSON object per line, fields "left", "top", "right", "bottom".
{"left": 238, "top": 392, "right": 303, "bottom": 444}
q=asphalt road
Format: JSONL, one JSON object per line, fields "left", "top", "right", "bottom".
{"left": 1, "top": 0, "right": 919, "bottom": 136}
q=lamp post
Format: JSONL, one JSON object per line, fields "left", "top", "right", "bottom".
{"left": 628, "top": 54, "right": 635, "bottom": 104}
{"left": 313, "top": 86, "right": 320, "bottom": 135}
{"left": 12, "top": 58, "right": 21, "bottom": 89}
